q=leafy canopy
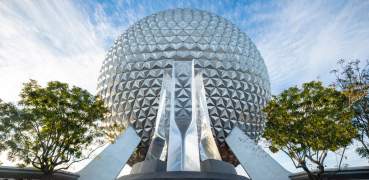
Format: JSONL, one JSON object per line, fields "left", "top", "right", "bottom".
{"left": 3, "top": 80, "right": 108, "bottom": 174}
{"left": 0, "top": 100, "right": 19, "bottom": 153}
{"left": 332, "top": 59, "right": 369, "bottom": 158}
{"left": 263, "top": 81, "right": 356, "bottom": 179}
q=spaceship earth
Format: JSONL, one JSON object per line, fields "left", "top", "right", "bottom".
{"left": 97, "top": 9, "right": 271, "bottom": 148}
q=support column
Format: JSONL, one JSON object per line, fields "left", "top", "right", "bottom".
{"left": 167, "top": 60, "right": 201, "bottom": 171}
{"left": 193, "top": 66, "right": 221, "bottom": 161}
{"left": 78, "top": 126, "right": 140, "bottom": 180}
{"left": 145, "top": 67, "right": 172, "bottom": 161}
{"left": 225, "top": 127, "right": 291, "bottom": 180}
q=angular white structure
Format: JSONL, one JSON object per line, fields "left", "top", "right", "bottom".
{"left": 78, "top": 126, "right": 140, "bottom": 180}
{"left": 79, "top": 8, "right": 289, "bottom": 180}
{"left": 226, "top": 127, "right": 290, "bottom": 180}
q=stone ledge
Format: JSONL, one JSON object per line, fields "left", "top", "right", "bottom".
{"left": 290, "top": 166, "right": 369, "bottom": 180}
{"left": 0, "top": 166, "right": 79, "bottom": 180}
{"left": 118, "top": 171, "right": 249, "bottom": 180}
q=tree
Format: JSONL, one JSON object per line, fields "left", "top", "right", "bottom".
{"left": 3, "top": 80, "right": 108, "bottom": 176}
{"left": 0, "top": 99, "right": 20, "bottom": 165}
{"left": 263, "top": 81, "right": 356, "bottom": 180}
{"left": 332, "top": 59, "right": 369, "bottom": 159}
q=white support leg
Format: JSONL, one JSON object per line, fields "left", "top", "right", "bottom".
{"left": 78, "top": 126, "right": 140, "bottom": 180}
{"left": 226, "top": 127, "right": 291, "bottom": 180}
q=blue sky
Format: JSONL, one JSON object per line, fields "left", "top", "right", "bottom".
{"left": 0, "top": 0, "right": 368, "bottom": 173}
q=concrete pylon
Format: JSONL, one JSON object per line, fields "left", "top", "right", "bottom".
{"left": 78, "top": 126, "right": 140, "bottom": 180}
{"left": 226, "top": 127, "right": 291, "bottom": 180}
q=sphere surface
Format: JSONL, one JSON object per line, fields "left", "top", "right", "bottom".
{"left": 97, "top": 9, "right": 270, "bottom": 144}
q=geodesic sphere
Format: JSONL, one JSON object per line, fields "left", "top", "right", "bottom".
{"left": 97, "top": 8, "right": 271, "bottom": 144}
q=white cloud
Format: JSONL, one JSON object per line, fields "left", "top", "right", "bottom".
{"left": 1, "top": 1, "right": 368, "bottom": 99}
{"left": 0, "top": 0, "right": 109, "bottom": 102}
{"left": 253, "top": 1, "right": 369, "bottom": 93}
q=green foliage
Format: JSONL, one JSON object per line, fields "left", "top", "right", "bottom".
{"left": 353, "top": 96, "right": 369, "bottom": 158}
{"left": 0, "top": 99, "right": 18, "bottom": 151}
{"left": 0, "top": 99, "right": 20, "bottom": 165}
{"left": 1, "top": 80, "right": 108, "bottom": 175}
{"left": 332, "top": 59, "right": 369, "bottom": 159}
{"left": 263, "top": 81, "right": 356, "bottom": 180}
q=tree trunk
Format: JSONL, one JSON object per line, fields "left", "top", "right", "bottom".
{"left": 301, "top": 163, "right": 316, "bottom": 180}
{"left": 338, "top": 147, "right": 346, "bottom": 170}
{"left": 41, "top": 174, "right": 53, "bottom": 180}
{"left": 41, "top": 169, "right": 54, "bottom": 180}
{"left": 316, "top": 164, "right": 325, "bottom": 180}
